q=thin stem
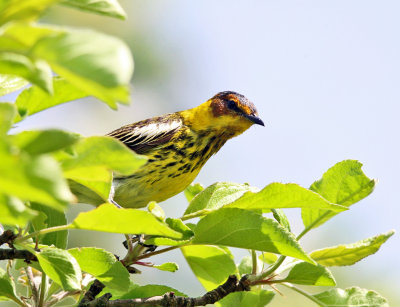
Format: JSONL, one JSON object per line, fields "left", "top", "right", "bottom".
{"left": 296, "top": 211, "right": 330, "bottom": 241}
{"left": 281, "top": 282, "right": 327, "bottom": 307}
{"left": 38, "top": 273, "right": 47, "bottom": 307}
{"left": 256, "top": 255, "right": 286, "bottom": 281}
{"left": 25, "top": 267, "right": 39, "bottom": 305}
{"left": 124, "top": 234, "right": 133, "bottom": 253}
{"left": 10, "top": 296, "right": 27, "bottom": 307}
{"left": 251, "top": 250, "right": 257, "bottom": 275}
{"left": 16, "top": 225, "right": 71, "bottom": 244}
{"left": 136, "top": 245, "right": 183, "bottom": 260}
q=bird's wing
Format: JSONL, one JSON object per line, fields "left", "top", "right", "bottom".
{"left": 107, "top": 114, "right": 183, "bottom": 154}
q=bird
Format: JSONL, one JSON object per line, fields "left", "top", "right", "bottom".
{"left": 71, "top": 91, "right": 264, "bottom": 208}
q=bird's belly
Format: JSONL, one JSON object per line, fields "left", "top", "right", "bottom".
{"left": 113, "top": 161, "right": 200, "bottom": 208}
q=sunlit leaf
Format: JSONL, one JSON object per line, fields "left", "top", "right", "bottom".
{"left": 14, "top": 77, "right": 87, "bottom": 122}
{"left": 227, "top": 183, "right": 346, "bottom": 212}
{"left": 281, "top": 262, "right": 336, "bottom": 286}
{"left": 184, "top": 182, "right": 259, "bottom": 216}
{"left": 181, "top": 245, "right": 237, "bottom": 291}
{"left": 68, "top": 247, "right": 129, "bottom": 292}
{"left": 184, "top": 183, "right": 204, "bottom": 203}
{"left": 0, "top": 74, "right": 27, "bottom": 96}
{"left": 193, "top": 208, "right": 314, "bottom": 264}
{"left": 36, "top": 247, "right": 81, "bottom": 291}
{"left": 60, "top": 0, "right": 126, "bottom": 19}
{"left": 0, "top": 268, "right": 18, "bottom": 301}
{"left": 217, "top": 290, "right": 275, "bottom": 307}
{"left": 0, "top": 52, "right": 52, "bottom": 93}
{"left": 302, "top": 160, "right": 376, "bottom": 229}
{"left": 0, "top": 0, "right": 57, "bottom": 26}
{"left": 31, "top": 29, "right": 133, "bottom": 108}
{"left": 30, "top": 202, "right": 68, "bottom": 249}
{"left": 153, "top": 262, "right": 179, "bottom": 272}
{"left": 0, "top": 194, "right": 37, "bottom": 226}
{"left": 70, "top": 203, "right": 183, "bottom": 238}
{"left": 0, "top": 151, "right": 75, "bottom": 211}
{"left": 310, "top": 230, "right": 395, "bottom": 266}
{"left": 0, "top": 103, "right": 16, "bottom": 134}
{"left": 11, "top": 129, "right": 80, "bottom": 155}
{"left": 313, "top": 287, "right": 388, "bottom": 307}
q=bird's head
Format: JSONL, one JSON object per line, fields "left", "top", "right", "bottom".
{"left": 185, "top": 91, "right": 264, "bottom": 137}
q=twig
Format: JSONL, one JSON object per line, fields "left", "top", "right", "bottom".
{"left": 0, "top": 249, "right": 37, "bottom": 261}
{"left": 0, "top": 230, "right": 17, "bottom": 247}
{"left": 79, "top": 275, "right": 251, "bottom": 307}
{"left": 25, "top": 267, "right": 39, "bottom": 304}
{"left": 78, "top": 279, "right": 106, "bottom": 307}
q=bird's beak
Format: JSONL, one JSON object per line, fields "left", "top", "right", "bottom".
{"left": 244, "top": 114, "right": 265, "bottom": 126}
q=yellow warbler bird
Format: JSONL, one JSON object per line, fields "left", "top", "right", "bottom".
{"left": 73, "top": 91, "right": 264, "bottom": 208}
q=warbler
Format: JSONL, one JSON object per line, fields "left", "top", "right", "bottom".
{"left": 72, "top": 91, "right": 264, "bottom": 208}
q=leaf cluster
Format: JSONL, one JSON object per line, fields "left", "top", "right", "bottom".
{"left": 0, "top": 1, "right": 395, "bottom": 307}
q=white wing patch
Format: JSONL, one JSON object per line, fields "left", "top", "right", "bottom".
{"left": 117, "top": 120, "right": 181, "bottom": 145}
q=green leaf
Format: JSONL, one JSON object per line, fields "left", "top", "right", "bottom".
{"left": 11, "top": 129, "right": 80, "bottom": 155}
{"left": 271, "top": 208, "right": 291, "bottom": 231}
{"left": 14, "top": 77, "right": 87, "bottom": 122}
{"left": 119, "top": 284, "right": 186, "bottom": 299}
{"left": 0, "top": 102, "right": 16, "bottom": 134}
{"left": 193, "top": 208, "right": 314, "bottom": 264}
{"left": 68, "top": 247, "right": 129, "bottom": 292}
{"left": 181, "top": 245, "right": 237, "bottom": 291}
{"left": 165, "top": 218, "right": 194, "bottom": 238}
{"left": 184, "top": 183, "right": 204, "bottom": 203}
{"left": 60, "top": 0, "right": 126, "bottom": 20}
{"left": 148, "top": 202, "right": 165, "bottom": 221}
{"left": 59, "top": 136, "right": 146, "bottom": 202}
{"left": 0, "top": 52, "right": 52, "bottom": 93}
{"left": 0, "top": 74, "right": 27, "bottom": 96}
{"left": 302, "top": 160, "right": 375, "bottom": 229}
{"left": 144, "top": 237, "right": 190, "bottom": 247}
{"left": 60, "top": 136, "right": 146, "bottom": 174}
{"left": 0, "top": 151, "right": 74, "bottom": 211}
{"left": 31, "top": 29, "right": 133, "bottom": 108}
{"left": 70, "top": 203, "right": 183, "bottom": 238}
{"left": 30, "top": 202, "right": 68, "bottom": 249}
{"left": 281, "top": 262, "right": 336, "bottom": 286}
{"left": 0, "top": 194, "right": 37, "bottom": 226}
{"left": 0, "top": 23, "right": 57, "bottom": 50}
{"left": 36, "top": 247, "right": 81, "bottom": 291}
{"left": 0, "top": 0, "right": 57, "bottom": 26}
{"left": 0, "top": 267, "right": 18, "bottom": 301}
{"left": 153, "top": 262, "right": 179, "bottom": 272}
{"left": 313, "top": 287, "right": 389, "bottom": 307}
{"left": 237, "top": 255, "right": 263, "bottom": 275}
{"left": 144, "top": 218, "right": 193, "bottom": 246}
{"left": 258, "top": 252, "right": 278, "bottom": 264}
{"left": 310, "top": 230, "right": 395, "bottom": 267}
{"left": 184, "top": 182, "right": 259, "bottom": 216}
{"left": 217, "top": 290, "right": 275, "bottom": 307}
{"left": 226, "top": 183, "right": 346, "bottom": 212}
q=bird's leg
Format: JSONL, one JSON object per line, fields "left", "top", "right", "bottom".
{"left": 110, "top": 199, "right": 122, "bottom": 208}
{"left": 108, "top": 182, "right": 122, "bottom": 208}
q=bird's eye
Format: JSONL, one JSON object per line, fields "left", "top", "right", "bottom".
{"left": 227, "top": 100, "right": 237, "bottom": 110}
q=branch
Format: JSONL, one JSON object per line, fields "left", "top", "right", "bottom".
{"left": 78, "top": 279, "right": 106, "bottom": 307}
{"left": 0, "top": 229, "right": 17, "bottom": 247}
{"left": 79, "top": 275, "right": 251, "bottom": 307}
{"left": 0, "top": 248, "right": 37, "bottom": 261}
